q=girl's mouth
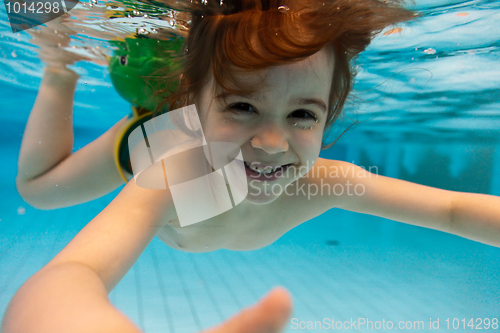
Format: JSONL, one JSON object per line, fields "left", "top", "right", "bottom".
{"left": 244, "top": 161, "right": 292, "bottom": 181}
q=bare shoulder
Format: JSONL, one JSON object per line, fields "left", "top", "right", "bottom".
{"left": 272, "top": 158, "right": 368, "bottom": 218}
{"left": 306, "top": 158, "right": 376, "bottom": 181}
{"left": 286, "top": 158, "right": 379, "bottom": 212}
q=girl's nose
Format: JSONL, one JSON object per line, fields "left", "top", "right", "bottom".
{"left": 250, "top": 126, "right": 289, "bottom": 155}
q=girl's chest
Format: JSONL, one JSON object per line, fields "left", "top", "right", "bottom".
{"left": 157, "top": 178, "right": 334, "bottom": 252}
{"left": 157, "top": 199, "right": 321, "bottom": 252}
{"left": 157, "top": 213, "right": 290, "bottom": 252}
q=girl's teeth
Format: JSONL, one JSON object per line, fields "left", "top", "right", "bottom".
{"left": 249, "top": 164, "right": 261, "bottom": 173}
{"left": 247, "top": 162, "right": 280, "bottom": 174}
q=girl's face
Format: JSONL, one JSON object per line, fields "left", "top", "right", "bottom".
{"left": 196, "top": 48, "right": 334, "bottom": 205}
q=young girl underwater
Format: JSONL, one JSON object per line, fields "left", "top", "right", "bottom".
{"left": 5, "top": 0, "right": 500, "bottom": 332}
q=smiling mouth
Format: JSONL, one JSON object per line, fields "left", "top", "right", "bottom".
{"left": 244, "top": 161, "right": 293, "bottom": 176}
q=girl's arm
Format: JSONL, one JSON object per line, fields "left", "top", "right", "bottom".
{"left": 2, "top": 262, "right": 143, "bottom": 333}
{"left": 16, "top": 66, "right": 127, "bottom": 209}
{"left": 3, "top": 265, "right": 291, "bottom": 333}
{"left": 3, "top": 180, "right": 170, "bottom": 332}
{"left": 314, "top": 159, "right": 500, "bottom": 247}
{"left": 2, "top": 180, "right": 292, "bottom": 332}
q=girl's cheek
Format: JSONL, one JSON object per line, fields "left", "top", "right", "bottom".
{"left": 297, "top": 135, "right": 322, "bottom": 161}
{"left": 296, "top": 131, "right": 321, "bottom": 148}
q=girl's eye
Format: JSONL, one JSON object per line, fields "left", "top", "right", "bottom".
{"left": 289, "top": 109, "right": 317, "bottom": 121}
{"left": 228, "top": 103, "right": 256, "bottom": 114}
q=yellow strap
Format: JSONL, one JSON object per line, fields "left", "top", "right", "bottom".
{"left": 113, "top": 106, "right": 153, "bottom": 183}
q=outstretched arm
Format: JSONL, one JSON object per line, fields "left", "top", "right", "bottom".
{"left": 314, "top": 159, "right": 500, "bottom": 247}
{"left": 2, "top": 180, "right": 291, "bottom": 332}
{"left": 4, "top": 266, "right": 290, "bottom": 333}
{"left": 16, "top": 66, "right": 128, "bottom": 209}
{"left": 3, "top": 179, "right": 170, "bottom": 332}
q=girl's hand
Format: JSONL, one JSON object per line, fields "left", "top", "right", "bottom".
{"left": 28, "top": 14, "right": 89, "bottom": 68}
{"left": 204, "top": 288, "right": 292, "bottom": 333}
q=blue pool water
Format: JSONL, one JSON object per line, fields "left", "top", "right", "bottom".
{"left": 1, "top": 0, "right": 500, "bottom": 332}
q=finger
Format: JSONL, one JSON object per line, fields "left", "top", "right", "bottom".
{"left": 204, "top": 287, "right": 292, "bottom": 333}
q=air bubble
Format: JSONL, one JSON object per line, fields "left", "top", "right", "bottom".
{"left": 278, "top": 5, "right": 289, "bottom": 13}
{"left": 423, "top": 48, "right": 436, "bottom": 55}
